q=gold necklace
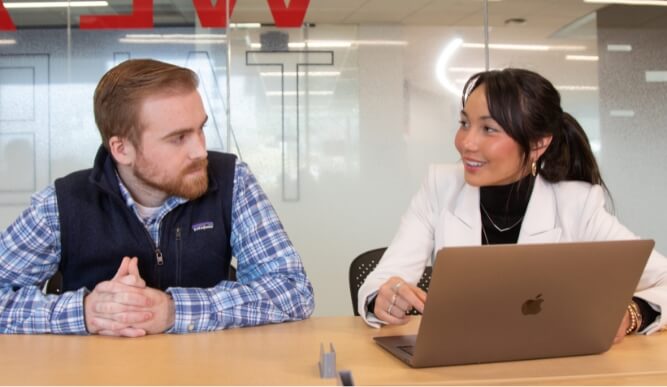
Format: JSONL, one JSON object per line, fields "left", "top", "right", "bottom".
{"left": 480, "top": 203, "right": 524, "bottom": 233}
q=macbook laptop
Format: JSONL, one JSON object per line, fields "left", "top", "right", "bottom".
{"left": 374, "top": 239, "right": 654, "bottom": 368}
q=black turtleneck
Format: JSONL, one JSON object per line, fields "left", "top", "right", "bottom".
{"left": 479, "top": 174, "right": 535, "bottom": 245}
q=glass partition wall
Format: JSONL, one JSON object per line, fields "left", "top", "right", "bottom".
{"left": 1, "top": 0, "right": 665, "bottom": 316}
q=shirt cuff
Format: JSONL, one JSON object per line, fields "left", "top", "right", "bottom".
{"left": 363, "top": 292, "right": 387, "bottom": 328}
{"left": 166, "top": 287, "right": 215, "bottom": 334}
{"left": 634, "top": 297, "right": 662, "bottom": 335}
{"left": 50, "top": 287, "right": 89, "bottom": 335}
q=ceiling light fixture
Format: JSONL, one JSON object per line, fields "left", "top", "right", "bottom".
{"left": 607, "top": 44, "right": 632, "bottom": 51}
{"left": 229, "top": 23, "right": 261, "bottom": 29}
{"left": 435, "top": 38, "right": 464, "bottom": 96}
{"left": 302, "top": 40, "right": 352, "bottom": 48}
{"left": 4, "top": 1, "right": 108, "bottom": 8}
{"left": 462, "top": 42, "right": 586, "bottom": 51}
{"left": 555, "top": 85, "right": 599, "bottom": 91}
{"left": 249, "top": 40, "right": 407, "bottom": 49}
{"left": 266, "top": 91, "right": 334, "bottom": 96}
{"left": 565, "top": 55, "right": 599, "bottom": 61}
{"left": 355, "top": 40, "right": 407, "bottom": 46}
{"left": 584, "top": 0, "right": 667, "bottom": 6}
{"left": 646, "top": 71, "right": 667, "bottom": 82}
{"left": 120, "top": 34, "right": 226, "bottom": 44}
{"left": 250, "top": 42, "right": 348, "bottom": 49}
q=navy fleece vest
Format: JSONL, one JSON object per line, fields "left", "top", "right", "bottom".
{"left": 54, "top": 146, "right": 236, "bottom": 292}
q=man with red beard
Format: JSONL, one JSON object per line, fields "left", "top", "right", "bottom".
{"left": 0, "top": 59, "right": 315, "bottom": 336}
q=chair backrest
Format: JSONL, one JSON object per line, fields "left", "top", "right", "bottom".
{"left": 44, "top": 270, "right": 63, "bottom": 294}
{"left": 349, "top": 247, "right": 432, "bottom": 316}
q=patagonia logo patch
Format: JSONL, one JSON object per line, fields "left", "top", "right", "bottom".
{"left": 192, "top": 221, "right": 214, "bottom": 232}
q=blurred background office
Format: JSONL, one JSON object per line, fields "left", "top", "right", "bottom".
{"left": 0, "top": 0, "right": 665, "bottom": 316}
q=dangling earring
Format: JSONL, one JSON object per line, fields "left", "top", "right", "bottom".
{"left": 531, "top": 161, "right": 537, "bottom": 177}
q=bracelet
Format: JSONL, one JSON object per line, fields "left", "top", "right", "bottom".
{"left": 625, "top": 304, "right": 637, "bottom": 335}
{"left": 630, "top": 301, "right": 643, "bottom": 333}
{"left": 625, "top": 302, "right": 643, "bottom": 335}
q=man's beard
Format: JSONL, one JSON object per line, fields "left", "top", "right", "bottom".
{"left": 134, "top": 157, "right": 209, "bottom": 200}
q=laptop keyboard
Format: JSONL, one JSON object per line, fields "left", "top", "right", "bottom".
{"left": 398, "top": 345, "right": 415, "bottom": 356}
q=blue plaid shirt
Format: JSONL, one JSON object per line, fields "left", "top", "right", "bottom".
{"left": 0, "top": 160, "right": 314, "bottom": 334}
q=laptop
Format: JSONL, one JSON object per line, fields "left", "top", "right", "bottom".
{"left": 374, "top": 239, "right": 654, "bottom": 368}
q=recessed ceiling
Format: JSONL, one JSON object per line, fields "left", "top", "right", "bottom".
{"left": 4, "top": 0, "right": 604, "bottom": 35}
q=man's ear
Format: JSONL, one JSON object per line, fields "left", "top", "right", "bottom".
{"left": 108, "top": 136, "right": 136, "bottom": 166}
{"left": 531, "top": 135, "right": 553, "bottom": 161}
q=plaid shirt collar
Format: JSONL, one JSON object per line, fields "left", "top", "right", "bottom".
{"left": 115, "top": 170, "right": 187, "bottom": 225}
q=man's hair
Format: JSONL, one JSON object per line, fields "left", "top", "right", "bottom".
{"left": 93, "top": 59, "right": 199, "bottom": 149}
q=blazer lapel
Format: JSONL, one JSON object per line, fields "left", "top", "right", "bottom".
{"left": 518, "top": 176, "right": 562, "bottom": 243}
{"left": 442, "top": 176, "right": 562, "bottom": 247}
{"left": 444, "top": 183, "right": 482, "bottom": 246}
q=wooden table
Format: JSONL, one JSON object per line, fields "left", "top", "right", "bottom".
{"left": 1, "top": 316, "right": 666, "bottom": 385}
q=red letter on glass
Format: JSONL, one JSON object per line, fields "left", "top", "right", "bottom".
{"left": 193, "top": 0, "right": 237, "bottom": 28}
{"left": 0, "top": 0, "right": 16, "bottom": 31}
{"left": 267, "top": 0, "right": 309, "bottom": 28}
{"left": 80, "top": 0, "right": 153, "bottom": 30}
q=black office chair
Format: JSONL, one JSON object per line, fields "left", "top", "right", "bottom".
{"left": 349, "top": 247, "right": 432, "bottom": 316}
{"left": 44, "top": 270, "right": 63, "bottom": 294}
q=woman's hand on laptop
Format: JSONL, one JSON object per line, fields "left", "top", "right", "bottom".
{"left": 375, "top": 276, "right": 427, "bottom": 325}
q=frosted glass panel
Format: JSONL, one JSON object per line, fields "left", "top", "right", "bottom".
{"left": 0, "top": 28, "right": 229, "bottom": 200}
{"left": 0, "top": 68, "right": 34, "bottom": 121}
{"left": 226, "top": 24, "right": 483, "bottom": 315}
{"left": 1, "top": 1, "right": 666, "bottom": 318}
{"left": 596, "top": 5, "right": 667, "bottom": 249}
{"left": 0, "top": 54, "right": 49, "bottom": 205}
{"left": 0, "top": 133, "right": 34, "bottom": 191}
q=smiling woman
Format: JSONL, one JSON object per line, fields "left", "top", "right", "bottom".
{"left": 455, "top": 84, "right": 531, "bottom": 187}
{"left": 460, "top": 69, "right": 604, "bottom": 190}
{"left": 358, "top": 68, "right": 667, "bottom": 346}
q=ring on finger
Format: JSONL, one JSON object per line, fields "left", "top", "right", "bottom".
{"left": 391, "top": 293, "right": 397, "bottom": 305}
{"left": 391, "top": 281, "right": 403, "bottom": 293}
{"left": 387, "top": 304, "right": 394, "bottom": 315}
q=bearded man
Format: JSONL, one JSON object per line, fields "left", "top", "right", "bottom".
{"left": 0, "top": 59, "right": 314, "bottom": 336}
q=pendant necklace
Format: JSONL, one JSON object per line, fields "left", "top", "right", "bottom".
{"left": 480, "top": 203, "right": 524, "bottom": 233}
{"left": 481, "top": 223, "right": 490, "bottom": 245}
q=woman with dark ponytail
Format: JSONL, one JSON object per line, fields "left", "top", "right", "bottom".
{"left": 359, "top": 68, "right": 667, "bottom": 342}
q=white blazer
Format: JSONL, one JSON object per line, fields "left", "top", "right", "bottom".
{"left": 359, "top": 164, "right": 667, "bottom": 332}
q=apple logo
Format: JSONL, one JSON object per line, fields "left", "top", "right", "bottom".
{"left": 521, "top": 293, "right": 544, "bottom": 315}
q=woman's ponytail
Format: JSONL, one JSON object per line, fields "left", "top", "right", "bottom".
{"left": 539, "top": 112, "right": 603, "bottom": 186}
{"left": 463, "top": 68, "right": 610, "bottom": 196}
